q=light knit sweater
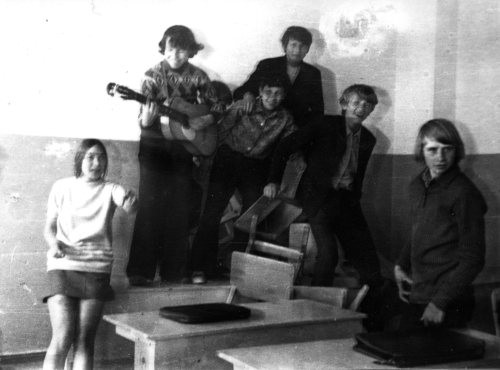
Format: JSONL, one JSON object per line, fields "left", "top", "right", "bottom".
{"left": 46, "top": 177, "right": 129, "bottom": 274}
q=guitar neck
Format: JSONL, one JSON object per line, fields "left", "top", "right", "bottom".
{"left": 129, "top": 90, "right": 189, "bottom": 125}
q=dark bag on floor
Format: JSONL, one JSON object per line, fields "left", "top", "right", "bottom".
{"left": 353, "top": 328, "right": 485, "bottom": 367}
{"left": 159, "top": 303, "right": 251, "bottom": 324}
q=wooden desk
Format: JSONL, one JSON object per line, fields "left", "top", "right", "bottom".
{"left": 217, "top": 329, "right": 500, "bottom": 370}
{"left": 103, "top": 299, "right": 364, "bottom": 370}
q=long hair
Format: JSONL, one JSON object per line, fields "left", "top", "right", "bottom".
{"left": 74, "top": 139, "right": 108, "bottom": 179}
{"left": 414, "top": 118, "right": 465, "bottom": 164}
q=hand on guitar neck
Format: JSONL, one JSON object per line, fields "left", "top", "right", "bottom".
{"left": 107, "top": 82, "right": 217, "bottom": 156}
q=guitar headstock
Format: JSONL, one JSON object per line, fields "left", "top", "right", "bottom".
{"left": 106, "top": 82, "right": 137, "bottom": 101}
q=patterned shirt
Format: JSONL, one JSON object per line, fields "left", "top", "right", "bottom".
{"left": 218, "top": 99, "right": 295, "bottom": 159}
{"left": 138, "top": 60, "right": 221, "bottom": 160}
{"left": 141, "top": 60, "right": 219, "bottom": 106}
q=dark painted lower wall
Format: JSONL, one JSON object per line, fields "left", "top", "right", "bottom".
{"left": 363, "top": 153, "right": 500, "bottom": 283}
{"left": 0, "top": 134, "right": 499, "bottom": 354}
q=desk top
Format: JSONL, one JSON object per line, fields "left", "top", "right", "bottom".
{"left": 217, "top": 329, "right": 500, "bottom": 370}
{"left": 103, "top": 299, "right": 364, "bottom": 341}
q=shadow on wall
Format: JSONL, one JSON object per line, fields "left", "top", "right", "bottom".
{"left": 309, "top": 28, "right": 339, "bottom": 114}
{"left": 371, "top": 85, "right": 392, "bottom": 154}
{"left": 360, "top": 86, "right": 393, "bottom": 275}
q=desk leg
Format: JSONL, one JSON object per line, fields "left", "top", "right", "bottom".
{"left": 134, "top": 339, "right": 156, "bottom": 370}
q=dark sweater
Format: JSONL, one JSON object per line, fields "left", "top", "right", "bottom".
{"left": 397, "top": 166, "right": 487, "bottom": 310}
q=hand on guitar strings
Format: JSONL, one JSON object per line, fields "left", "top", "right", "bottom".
{"left": 140, "top": 98, "right": 159, "bottom": 128}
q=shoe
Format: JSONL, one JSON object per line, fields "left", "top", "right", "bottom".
{"left": 191, "top": 271, "right": 207, "bottom": 284}
{"left": 128, "top": 275, "right": 153, "bottom": 287}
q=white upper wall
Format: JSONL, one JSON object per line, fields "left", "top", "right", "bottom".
{"left": 0, "top": 0, "right": 498, "bottom": 154}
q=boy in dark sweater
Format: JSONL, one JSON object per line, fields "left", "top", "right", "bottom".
{"left": 394, "top": 118, "right": 487, "bottom": 329}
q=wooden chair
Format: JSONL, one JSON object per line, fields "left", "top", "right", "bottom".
{"left": 293, "top": 284, "right": 369, "bottom": 311}
{"left": 491, "top": 288, "right": 500, "bottom": 336}
{"left": 230, "top": 214, "right": 307, "bottom": 302}
{"left": 233, "top": 156, "right": 306, "bottom": 241}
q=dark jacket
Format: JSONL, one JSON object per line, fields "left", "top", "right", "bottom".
{"left": 269, "top": 115, "right": 376, "bottom": 216}
{"left": 397, "top": 166, "right": 487, "bottom": 310}
{"left": 233, "top": 56, "right": 324, "bottom": 127}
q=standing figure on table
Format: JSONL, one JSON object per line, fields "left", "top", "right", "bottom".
{"left": 233, "top": 26, "right": 324, "bottom": 128}
{"left": 126, "top": 25, "right": 221, "bottom": 286}
{"left": 189, "top": 75, "right": 296, "bottom": 284}
{"left": 394, "top": 119, "right": 486, "bottom": 329}
{"left": 42, "top": 139, "right": 137, "bottom": 370}
{"left": 267, "top": 84, "right": 384, "bottom": 290}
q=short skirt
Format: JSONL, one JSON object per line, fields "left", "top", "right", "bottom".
{"left": 42, "top": 270, "right": 115, "bottom": 303}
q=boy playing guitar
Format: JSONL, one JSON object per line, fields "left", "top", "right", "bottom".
{"left": 126, "top": 25, "right": 222, "bottom": 286}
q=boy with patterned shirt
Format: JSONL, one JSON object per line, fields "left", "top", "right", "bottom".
{"left": 127, "top": 25, "right": 221, "bottom": 286}
{"left": 189, "top": 75, "right": 296, "bottom": 284}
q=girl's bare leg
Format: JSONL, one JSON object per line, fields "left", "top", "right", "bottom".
{"left": 72, "top": 299, "right": 104, "bottom": 370}
{"left": 43, "top": 295, "right": 77, "bottom": 370}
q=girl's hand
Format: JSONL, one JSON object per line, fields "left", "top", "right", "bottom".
{"left": 140, "top": 98, "right": 159, "bottom": 127}
{"left": 394, "top": 265, "right": 413, "bottom": 303}
{"left": 49, "top": 243, "right": 65, "bottom": 258}
{"left": 421, "top": 302, "right": 445, "bottom": 326}
{"left": 122, "top": 189, "right": 138, "bottom": 213}
{"left": 123, "top": 190, "right": 138, "bottom": 212}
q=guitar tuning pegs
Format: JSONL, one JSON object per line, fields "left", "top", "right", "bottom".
{"left": 106, "top": 82, "right": 117, "bottom": 97}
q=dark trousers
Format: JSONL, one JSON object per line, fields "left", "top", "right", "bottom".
{"left": 189, "top": 146, "right": 269, "bottom": 276}
{"left": 362, "top": 280, "right": 475, "bottom": 331}
{"left": 308, "top": 189, "right": 383, "bottom": 287}
{"left": 126, "top": 158, "right": 193, "bottom": 281}
{"left": 394, "top": 292, "right": 475, "bottom": 331}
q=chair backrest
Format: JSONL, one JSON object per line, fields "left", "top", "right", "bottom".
{"left": 491, "top": 288, "right": 500, "bottom": 336}
{"left": 230, "top": 251, "right": 295, "bottom": 302}
{"left": 293, "top": 286, "right": 347, "bottom": 308}
{"left": 292, "top": 284, "right": 369, "bottom": 311}
{"left": 229, "top": 213, "right": 307, "bottom": 302}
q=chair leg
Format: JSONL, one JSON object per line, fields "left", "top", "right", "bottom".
{"left": 348, "top": 285, "right": 370, "bottom": 312}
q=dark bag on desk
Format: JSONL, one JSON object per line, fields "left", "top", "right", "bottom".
{"left": 159, "top": 303, "right": 251, "bottom": 324}
{"left": 353, "top": 328, "right": 485, "bottom": 367}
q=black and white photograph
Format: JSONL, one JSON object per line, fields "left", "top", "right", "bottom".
{"left": 0, "top": 0, "right": 499, "bottom": 369}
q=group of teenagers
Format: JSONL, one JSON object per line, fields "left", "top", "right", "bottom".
{"left": 41, "top": 24, "right": 487, "bottom": 369}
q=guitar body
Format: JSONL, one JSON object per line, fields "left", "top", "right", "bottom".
{"left": 160, "top": 98, "right": 217, "bottom": 156}
{"left": 107, "top": 82, "right": 217, "bottom": 156}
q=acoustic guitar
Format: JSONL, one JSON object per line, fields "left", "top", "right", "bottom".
{"left": 107, "top": 82, "right": 217, "bottom": 156}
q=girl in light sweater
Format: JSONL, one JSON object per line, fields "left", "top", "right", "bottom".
{"left": 42, "top": 139, "right": 137, "bottom": 370}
